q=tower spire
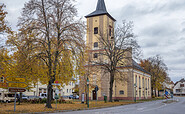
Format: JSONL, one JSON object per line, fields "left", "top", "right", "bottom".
{"left": 96, "top": 0, "right": 107, "bottom": 12}
{"left": 85, "top": 0, "right": 116, "bottom": 21}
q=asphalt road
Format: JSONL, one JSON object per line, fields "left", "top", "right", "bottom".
{"left": 51, "top": 97, "right": 185, "bottom": 114}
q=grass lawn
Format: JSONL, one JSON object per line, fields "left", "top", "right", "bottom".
{"left": 0, "top": 98, "right": 164, "bottom": 113}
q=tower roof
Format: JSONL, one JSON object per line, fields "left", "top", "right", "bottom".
{"left": 85, "top": 0, "right": 116, "bottom": 21}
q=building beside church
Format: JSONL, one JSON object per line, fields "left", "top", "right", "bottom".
{"left": 173, "top": 78, "right": 185, "bottom": 96}
{"left": 79, "top": 0, "right": 151, "bottom": 101}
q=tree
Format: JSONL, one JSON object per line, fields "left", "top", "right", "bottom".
{"left": 0, "top": 48, "right": 12, "bottom": 81}
{"left": 90, "top": 21, "right": 140, "bottom": 102}
{"left": 140, "top": 55, "right": 169, "bottom": 97}
{"left": 0, "top": 4, "right": 11, "bottom": 47}
{"left": 17, "top": 0, "right": 85, "bottom": 108}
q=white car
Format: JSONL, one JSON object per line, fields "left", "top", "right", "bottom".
{"left": 39, "top": 93, "right": 47, "bottom": 99}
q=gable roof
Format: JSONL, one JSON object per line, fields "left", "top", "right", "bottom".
{"left": 85, "top": 0, "right": 116, "bottom": 21}
{"left": 116, "top": 59, "right": 151, "bottom": 75}
{"left": 174, "top": 78, "right": 185, "bottom": 86}
{"left": 132, "top": 60, "right": 151, "bottom": 75}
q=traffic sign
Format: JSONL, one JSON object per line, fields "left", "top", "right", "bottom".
{"left": 165, "top": 91, "right": 168, "bottom": 95}
{"left": 8, "top": 83, "right": 27, "bottom": 88}
{"left": 6, "top": 77, "right": 26, "bottom": 83}
{"left": 9, "top": 88, "right": 26, "bottom": 92}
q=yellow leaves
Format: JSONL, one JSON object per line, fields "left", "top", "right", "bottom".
{"left": 140, "top": 56, "right": 168, "bottom": 91}
{"left": 0, "top": 4, "right": 12, "bottom": 34}
{"left": 0, "top": 48, "right": 12, "bottom": 75}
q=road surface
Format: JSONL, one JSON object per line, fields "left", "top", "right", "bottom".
{"left": 51, "top": 97, "right": 185, "bottom": 114}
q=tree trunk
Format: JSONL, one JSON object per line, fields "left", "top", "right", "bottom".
{"left": 158, "top": 90, "right": 160, "bottom": 97}
{"left": 46, "top": 81, "right": 52, "bottom": 108}
{"left": 151, "top": 87, "right": 153, "bottom": 97}
{"left": 154, "top": 88, "right": 157, "bottom": 97}
{"left": 109, "top": 72, "right": 114, "bottom": 102}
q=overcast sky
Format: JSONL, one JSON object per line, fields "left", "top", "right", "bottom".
{"left": 1, "top": 0, "right": 185, "bottom": 82}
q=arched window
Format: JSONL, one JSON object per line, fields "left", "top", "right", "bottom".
{"left": 94, "top": 27, "right": 98, "bottom": 34}
{"left": 94, "top": 53, "right": 98, "bottom": 58}
{"left": 94, "top": 42, "right": 98, "bottom": 48}
{"left": 109, "top": 28, "right": 111, "bottom": 36}
{"left": 119, "top": 90, "right": 124, "bottom": 95}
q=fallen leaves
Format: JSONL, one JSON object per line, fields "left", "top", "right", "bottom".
{"left": 0, "top": 100, "right": 134, "bottom": 113}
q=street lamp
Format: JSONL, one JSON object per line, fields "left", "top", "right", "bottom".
{"left": 87, "top": 77, "right": 89, "bottom": 108}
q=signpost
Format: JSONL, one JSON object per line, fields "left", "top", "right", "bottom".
{"left": 8, "top": 83, "right": 27, "bottom": 88}
{"left": 165, "top": 90, "right": 169, "bottom": 99}
{"left": 0, "top": 83, "right": 8, "bottom": 88}
{"left": 5, "top": 76, "right": 27, "bottom": 112}
{"left": 52, "top": 81, "right": 61, "bottom": 109}
{"left": 9, "top": 88, "right": 26, "bottom": 92}
{"left": 0, "top": 75, "right": 8, "bottom": 88}
{"left": 6, "top": 77, "right": 26, "bottom": 82}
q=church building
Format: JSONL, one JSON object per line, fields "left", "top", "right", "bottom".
{"left": 79, "top": 0, "right": 151, "bottom": 101}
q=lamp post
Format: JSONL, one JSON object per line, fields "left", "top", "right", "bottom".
{"left": 134, "top": 83, "right": 136, "bottom": 102}
{"left": 87, "top": 77, "right": 89, "bottom": 108}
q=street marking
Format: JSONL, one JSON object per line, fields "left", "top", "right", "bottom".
{"left": 137, "top": 108, "right": 145, "bottom": 110}
{"left": 140, "top": 103, "right": 167, "bottom": 112}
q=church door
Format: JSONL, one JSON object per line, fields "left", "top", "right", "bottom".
{"left": 92, "top": 90, "right": 97, "bottom": 100}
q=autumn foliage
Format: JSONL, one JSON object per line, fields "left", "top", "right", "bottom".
{"left": 140, "top": 55, "right": 169, "bottom": 97}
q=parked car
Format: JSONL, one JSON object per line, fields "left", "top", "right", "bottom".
{"left": 75, "top": 95, "right": 79, "bottom": 99}
{"left": 69, "top": 95, "right": 79, "bottom": 99}
{"left": 0, "top": 92, "right": 17, "bottom": 103}
{"left": 69, "top": 95, "right": 73, "bottom": 99}
{"left": 22, "top": 94, "right": 29, "bottom": 100}
{"left": 39, "top": 93, "right": 47, "bottom": 99}
{"left": 27, "top": 96, "right": 39, "bottom": 100}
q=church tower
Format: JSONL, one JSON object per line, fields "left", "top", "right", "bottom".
{"left": 85, "top": 0, "right": 116, "bottom": 52}
{"left": 79, "top": 0, "right": 151, "bottom": 101}
{"left": 84, "top": 0, "right": 116, "bottom": 100}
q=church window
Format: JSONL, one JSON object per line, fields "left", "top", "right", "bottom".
{"left": 148, "top": 79, "right": 149, "bottom": 88}
{"left": 93, "top": 75, "right": 97, "bottom": 84}
{"left": 94, "top": 27, "right": 98, "bottom": 34}
{"left": 142, "top": 78, "right": 144, "bottom": 88}
{"left": 119, "top": 90, "right": 124, "bottom": 95}
{"left": 94, "top": 42, "right": 98, "bottom": 48}
{"left": 109, "top": 28, "right": 111, "bottom": 36}
{"left": 139, "top": 76, "right": 141, "bottom": 88}
{"left": 135, "top": 75, "right": 137, "bottom": 86}
{"left": 94, "top": 53, "right": 98, "bottom": 58}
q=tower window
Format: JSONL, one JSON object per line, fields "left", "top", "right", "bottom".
{"left": 119, "top": 90, "right": 124, "bottom": 95}
{"left": 109, "top": 28, "right": 111, "bottom": 36}
{"left": 94, "top": 27, "right": 98, "bottom": 34}
{"left": 94, "top": 42, "right": 98, "bottom": 48}
{"left": 94, "top": 53, "right": 98, "bottom": 58}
